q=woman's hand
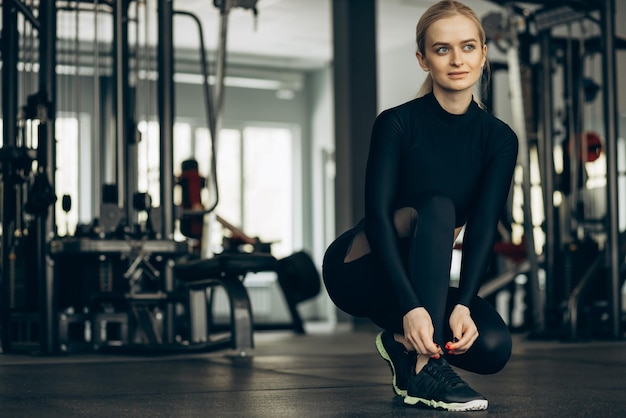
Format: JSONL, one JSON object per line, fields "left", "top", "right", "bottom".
{"left": 446, "top": 304, "right": 478, "bottom": 355}
{"left": 403, "top": 307, "right": 441, "bottom": 357}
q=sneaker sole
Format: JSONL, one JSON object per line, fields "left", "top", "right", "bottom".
{"left": 404, "top": 396, "right": 488, "bottom": 412}
{"left": 375, "top": 332, "right": 406, "bottom": 397}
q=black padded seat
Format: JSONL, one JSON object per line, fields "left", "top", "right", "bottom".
{"left": 175, "top": 252, "right": 278, "bottom": 282}
{"left": 173, "top": 252, "right": 278, "bottom": 354}
{"left": 275, "top": 251, "right": 321, "bottom": 333}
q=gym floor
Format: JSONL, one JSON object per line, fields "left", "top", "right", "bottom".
{"left": 1, "top": 329, "right": 625, "bottom": 417}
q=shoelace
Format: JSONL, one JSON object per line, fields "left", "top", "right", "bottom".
{"left": 428, "top": 358, "right": 466, "bottom": 388}
{"left": 392, "top": 338, "right": 413, "bottom": 357}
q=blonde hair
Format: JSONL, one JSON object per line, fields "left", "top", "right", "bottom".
{"left": 415, "top": 0, "right": 489, "bottom": 102}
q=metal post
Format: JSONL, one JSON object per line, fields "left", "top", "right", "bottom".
{"left": 332, "top": 0, "right": 377, "bottom": 235}
{"left": 539, "top": 31, "right": 557, "bottom": 329}
{"left": 38, "top": 0, "right": 58, "bottom": 354}
{"left": 600, "top": 0, "right": 621, "bottom": 339}
{"left": 157, "top": 0, "right": 176, "bottom": 343}
{"left": 93, "top": 0, "right": 102, "bottom": 218}
{"left": 506, "top": 12, "right": 543, "bottom": 332}
{"left": 1, "top": 0, "right": 20, "bottom": 353}
{"left": 214, "top": 0, "right": 231, "bottom": 139}
{"left": 565, "top": 26, "right": 580, "bottom": 238}
{"left": 158, "top": 0, "right": 174, "bottom": 239}
{"left": 114, "top": 0, "right": 132, "bottom": 223}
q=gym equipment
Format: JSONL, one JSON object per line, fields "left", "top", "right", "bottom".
{"left": 2, "top": 0, "right": 320, "bottom": 356}
{"left": 174, "top": 249, "right": 321, "bottom": 354}
{"left": 481, "top": 0, "right": 623, "bottom": 339}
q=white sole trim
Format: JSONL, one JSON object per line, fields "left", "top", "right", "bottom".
{"left": 404, "top": 396, "right": 488, "bottom": 411}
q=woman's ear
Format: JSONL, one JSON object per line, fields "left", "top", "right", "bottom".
{"left": 416, "top": 51, "right": 429, "bottom": 72}
{"left": 481, "top": 44, "right": 488, "bottom": 67}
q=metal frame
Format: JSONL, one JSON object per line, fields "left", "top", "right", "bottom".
{"left": 599, "top": 0, "right": 621, "bottom": 339}
{"left": 1, "top": 0, "right": 261, "bottom": 354}
{"left": 479, "top": 0, "right": 621, "bottom": 338}
{"left": 1, "top": 0, "right": 58, "bottom": 354}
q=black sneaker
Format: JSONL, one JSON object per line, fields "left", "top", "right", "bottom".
{"left": 403, "top": 357, "right": 488, "bottom": 411}
{"left": 375, "top": 331, "right": 416, "bottom": 396}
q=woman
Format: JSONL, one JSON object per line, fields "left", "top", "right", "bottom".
{"left": 322, "top": 0, "right": 518, "bottom": 412}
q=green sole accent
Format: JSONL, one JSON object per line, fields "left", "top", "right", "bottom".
{"left": 375, "top": 332, "right": 406, "bottom": 397}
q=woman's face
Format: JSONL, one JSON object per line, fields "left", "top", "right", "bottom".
{"left": 416, "top": 14, "right": 487, "bottom": 97}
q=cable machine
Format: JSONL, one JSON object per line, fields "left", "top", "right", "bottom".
{"left": 0, "top": 0, "right": 265, "bottom": 354}
{"left": 480, "top": 0, "right": 623, "bottom": 340}
{"left": 1, "top": 0, "right": 58, "bottom": 354}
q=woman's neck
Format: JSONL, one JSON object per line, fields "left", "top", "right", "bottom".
{"left": 431, "top": 88, "right": 473, "bottom": 115}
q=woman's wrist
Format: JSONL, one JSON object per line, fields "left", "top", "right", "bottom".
{"left": 453, "top": 304, "right": 471, "bottom": 314}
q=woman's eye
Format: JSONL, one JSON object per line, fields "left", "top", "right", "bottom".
{"left": 436, "top": 46, "right": 449, "bottom": 54}
{"left": 464, "top": 44, "right": 476, "bottom": 51}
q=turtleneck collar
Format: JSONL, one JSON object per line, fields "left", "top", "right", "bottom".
{"left": 424, "top": 92, "right": 480, "bottom": 126}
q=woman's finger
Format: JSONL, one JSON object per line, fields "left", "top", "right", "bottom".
{"left": 447, "top": 329, "right": 478, "bottom": 354}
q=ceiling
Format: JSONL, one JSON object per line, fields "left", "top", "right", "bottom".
{"left": 51, "top": 0, "right": 614, "bottom": 72}
{"left": 50, "top": 0, "right": 571, "bottom": 72}
{"left": 171, "top": 0, "right": 502, "bottom": 70}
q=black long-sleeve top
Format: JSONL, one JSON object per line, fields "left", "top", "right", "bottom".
{"left": 363, "top": 93, "right": 519, "bottom": 314}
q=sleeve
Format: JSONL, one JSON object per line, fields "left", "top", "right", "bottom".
{"left": 457, "top": 126, "right": 519, "bottom": 307}
{"left": 363, "top": 110, "right": 422, "bottom": 314}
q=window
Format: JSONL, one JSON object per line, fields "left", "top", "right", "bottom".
{"left": 241, "top": 126, "right": 293, "bottom": 258}
{"left": 194, "top": 125, "right": 296, "bottom": 258}
{"left": 199, "top": 127, "right": 242, "bottom": 225}
{"left": 55, "top": 117, "right": 80, "bottom": 236}
{"left": 138, "top": 123, "right": 297, "bottom": 258}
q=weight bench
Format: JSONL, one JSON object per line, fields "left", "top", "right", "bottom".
{"left": 174, "top": 252, "right": 278, "bottom": 355}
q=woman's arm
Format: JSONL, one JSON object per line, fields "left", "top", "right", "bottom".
{"left": 363, "top": 110, "right": 422, "bottom": 315}
{"left": 458, "top": 128, "right": 519, "bottom": 307}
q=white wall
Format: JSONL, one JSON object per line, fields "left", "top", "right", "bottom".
{"left": 376, "top": 42, "right": 425, "bottom": 112}
{"left": 306, "top": 67, "right": 336, "bottom": 326}
{"left": 308, "top": 68, "right": 335, "bottom": 262}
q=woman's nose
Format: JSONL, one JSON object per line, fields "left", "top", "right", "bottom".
{"left": 450, "top": 49, "right": 463, "bottom": 66}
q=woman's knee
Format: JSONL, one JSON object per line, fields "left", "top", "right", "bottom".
{"left": 416, "top": 194, "right": 454, "bottom": 214}
{"left": 447, "top": 324, "right": 512, "bottom": 375}
{"left": 475, "top": 328, "right": 512, "bottom": 374}
{"left": 446, "top": 289, "right": 512, "bottom": 374}
{"left": 413, "top": 195, "right": 456, "bottom": 231}
{"left": 470, "top": 293, "right": 512, "bottom": 374}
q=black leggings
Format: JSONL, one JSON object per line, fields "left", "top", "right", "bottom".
{"left": 322, "top": 195, "right": 511, "bottom": 375}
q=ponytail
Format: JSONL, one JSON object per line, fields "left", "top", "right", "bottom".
{"left": 416, "top": 73, "right": 433, "bottom": 98}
